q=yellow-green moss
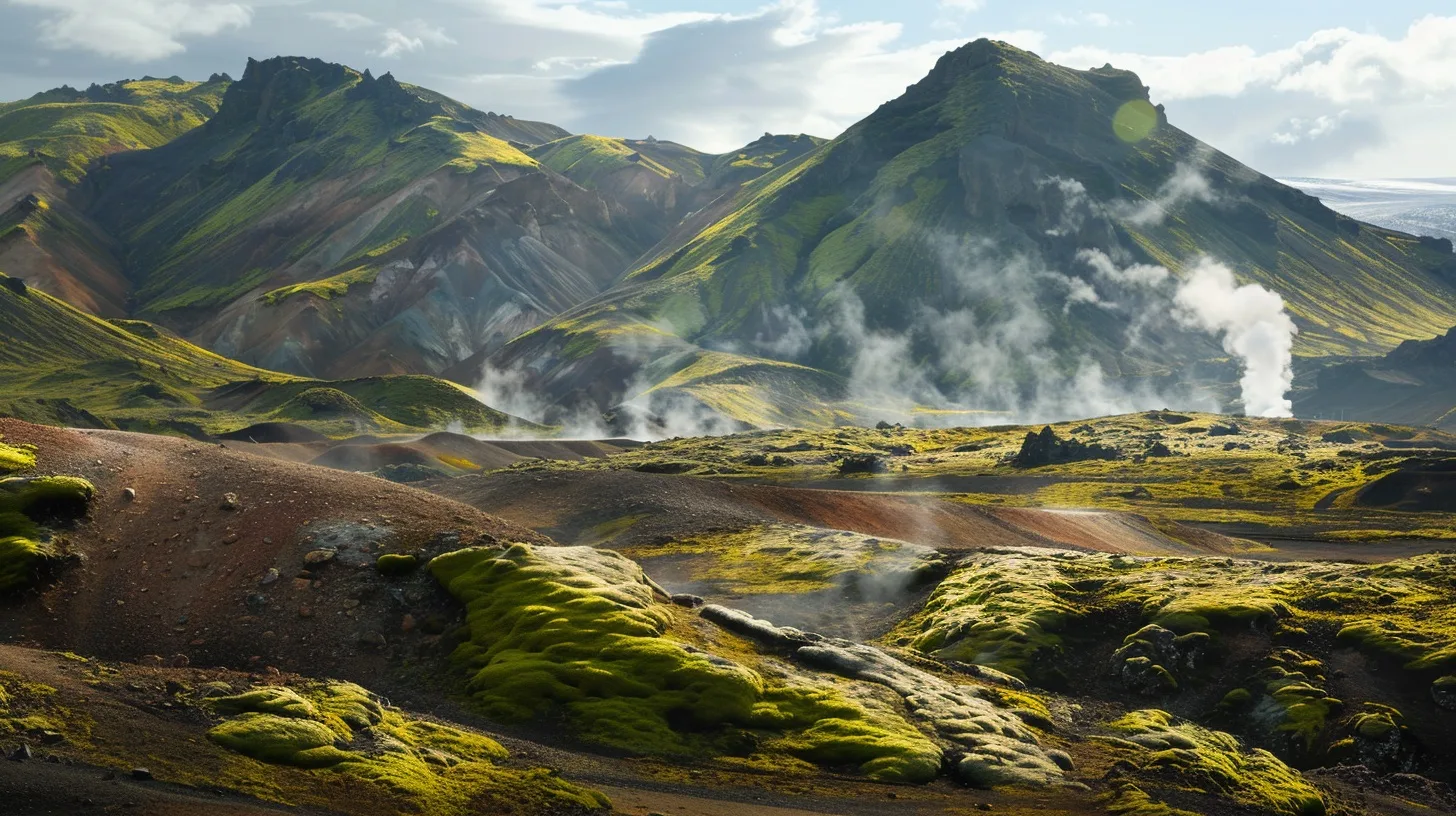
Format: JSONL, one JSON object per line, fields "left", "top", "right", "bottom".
{"left": 207, "top": 681, "right": 607, "bottom": 813}
{"left": 0, "top": 475, "right": 94, "bottom": 592}
{"left": 428, "top": 543, "right": 941, "bottom": 782}
{"left": 1103, "top": 709, "right": 1325, "bottom": 816}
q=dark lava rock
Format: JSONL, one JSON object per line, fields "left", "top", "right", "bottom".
{"left": 1145, "top": 441, "right": 1174, "bottom": 458}
{"left": 9, "top": 744, "right": 32, "bottom": 762}
{"left": 1433, "top": 676, "right": 1456, "bottom": 711}
{"left": 1012, "top": 426, "right": 1120, "bottom": 467}
{"left": 1, "top": 276, "right": 27, "bottom": 296}
{"left": 1208, "top": 423, "right": 1242, "bottom": 437}
{"left": 670, "top": 593, "right": 704, "bottom": 608}
{"left": 131, "top": 768, "right": 153, "bottom": 781}
{"left": 838, "top": 453, "right": 889, "bottom": 475}
{"left": 1322, "top": 430, "right": 1358, "bottom": 444}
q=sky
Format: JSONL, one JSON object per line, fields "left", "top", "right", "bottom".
{"left": 1, "top": 0, "right": 1453, "bottom": 178}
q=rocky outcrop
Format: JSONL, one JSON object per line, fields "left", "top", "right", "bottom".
{"left": 1012, "top": 426, "right": 1121, "bottom": 467}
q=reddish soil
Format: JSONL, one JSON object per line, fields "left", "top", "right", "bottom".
{"left": 0, "top": 418, "right": 547, "bottom": 692}
{"left": 427, "top": 469, "right": 1238, "bottom": 556}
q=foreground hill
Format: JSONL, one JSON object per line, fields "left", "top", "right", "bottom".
{"left": 0, "top": 270, "right": 516, "bottom": 436}
{"left": 3, "top": 416, "right": 1455, "bottom": 815}
{"left": 483, "top": 39, "right": 1456, "bottom": 427}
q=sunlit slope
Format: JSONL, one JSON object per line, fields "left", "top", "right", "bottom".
{"left": 491, "top": 39, "right": 1456, "bottom": 420}
{"left": 0, "top": 270, "right": 514, "bottom": 436}
{"left": 82, "top": 57, "right": 561, "bottom": 320}
{"left": 0, "top": 76, "right": 229, "bottom": 185}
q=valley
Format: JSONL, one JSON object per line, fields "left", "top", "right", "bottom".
{"left": 1, "top": 31, "right": 1454, "bottom": 816}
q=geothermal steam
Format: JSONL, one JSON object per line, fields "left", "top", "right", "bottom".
{"left": 1172, "top": 258, "right": 1297, "bottom": 417}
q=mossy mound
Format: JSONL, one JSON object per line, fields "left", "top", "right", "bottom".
{"left": 0, "top": 437, "right": 36, "bottom": 473}
{"left": 429, "top": 544, "right": 942, "bottom": 781}
{"left": 271, "top": 387, "right": 383, "bottom": 427}
{"left": 0, "top": 475, "right": 94, "bottom": 592}
{"left": 897, "top": 548, "right": 1456, "bottom": 686}
{"left": 207, "top": 680, "right": 608, "bottom": 813}
{"left": 1102, "top": 709, "right": 1325, "bottom": 816}
{"left": 377, "top": 553, "right": 420, "bottom": 576}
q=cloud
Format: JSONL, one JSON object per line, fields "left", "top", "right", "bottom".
{"left": 12, "top": 0, "right": 251, "bottom": 61}
{"left": 373, "top": 19, "right": 456, "bottom": 58}
{"left": 558, "top": 3, "right": 959, "bottom": 151}
{"left": 1052, "top": 12, "right": 1113, "bottom": 28}
{"left": 1049, "top": 15, "right": 1456, "bottom": 104}
{"left": 308, "top": 11, "right": 377, "bottom": 31}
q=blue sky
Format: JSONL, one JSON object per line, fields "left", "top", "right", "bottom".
{"left": 2, "top": 1, "right": 1453, "bottom": 177}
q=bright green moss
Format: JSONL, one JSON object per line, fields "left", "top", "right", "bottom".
{"left": 1104, "top": 709, "right": 1325, "bottom": 816}
{"left": 429, "top": 543, "right": 941, "bottom": 782}
{"left": 0, "top": 475, "right": 94, "bottom": 592}
{"left": 376, "top": 553, "right": 419, "bottom": 577}
{"left": 0, "top": 438, "right": 35, "bottom": 473}
{"left": 207, "top": 680, "right": 608, "bottom": 813}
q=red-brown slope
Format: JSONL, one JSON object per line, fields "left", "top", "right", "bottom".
{"left": 0, "top": 418, "right": 547, "bottom": 691}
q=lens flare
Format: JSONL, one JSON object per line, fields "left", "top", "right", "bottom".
{"left": 1113, "top": 99, "right": 1158, "bottom": 143}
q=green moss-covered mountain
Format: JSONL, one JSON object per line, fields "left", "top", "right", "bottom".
{"left": 482, "top": 39, "right": 1456, "bottom": 426}
{"left": 0, "top": 270, "right": 517, "bottom": 437}
{"left": 0, "top": 57, "right": 824, "bottom": 383}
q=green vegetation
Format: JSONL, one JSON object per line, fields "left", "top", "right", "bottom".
{"left": 376, "top": 553, "right": 419, "bottom": 576}
{"left": 429, "top": 543, "right": 942, "bottom": 782}
{"left": 517, "top": 412, "right": 1456, "bottom": 537}
{"left": 0, "top": 474, "right": 94, "bottom": 593}
{"left": 0, "top": 273, "right": 518, "bottom": 436}
{"left": 619, "top": 524, "right": 940, "bottom": 596}
{"left": 895, "top": 548, "right": 1456, "bottom": 689}
{"left": 1101, "top": 709, "right": 1325, "bottom": 816}
{"left": 260, "top": 264, "right": 380, "bottom": 305}
{"left": 205, "top": 680, "right": 608, "bottom": 813}
{"left": 0, "top": 77, "right": 229, "bottom": 185}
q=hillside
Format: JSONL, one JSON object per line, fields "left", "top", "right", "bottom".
{"left": 0, "top": 270, "right": 517, "bottom": 436}
{"left": 1299, "top": 326, "right": 1456, "bottom": 431}
{"left": 482, "top": 39, "right": 1456, "bottom": 429}
{"left": 0, "top": 76, "right": 230, "bottom": 316}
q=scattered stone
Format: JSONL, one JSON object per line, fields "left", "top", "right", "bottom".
{"left": 168, "top": 654, "right": 189, "bottom": 668}
{"left": 303, "top": 549, "right": 336, "bottom": 566}
{"left": 220, "top": 492, "right": 239, "bottom": 511}
{"left": 9, "top": 744, "right": 32, "bottom": 762}
{"left": 298, "top": 605, "right": 313, "bottom": 619}
{"left": 260, "top": 568, "right": 280, "bottom": 585}
{"left": 136, "top": 655, "right": 165, "bottom": 667}
{"left": 121, "top": 487, "right": 136, "bottom": 502}
{"left": 670, "top": 593, "right": 704, "bottom": 608}
{"left": 130, "top": 768, "right": 153, "bottom": 781}
{"left": 1322, "top": 430, "right": 1358, "bottom": 444}
{"left": 1207, "top": 423, "right": 1242, "bottom": 437}
{"left": 37, "top": 731, "right": 64, "bottom": 745}
{"left": 357, "top": 632, "right": 388, "bottom": 649}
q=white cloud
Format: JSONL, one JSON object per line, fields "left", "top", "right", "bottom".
{"left": 939, "top": 0, "right": 984, "bottom": 9}
{"left": 12, "top": 0, "right": 251, "bottom": 61}
{"left": 372, "top": 18, "right": 456, "bottom": 58}
{"left": 1049, "top": 15, "right": 1456, "bottom": 103}
{"left": 1271, "top": 111, "right": 1348, "bottom": 145}
{"left": 1052, "top": 11, "right": 1113, "bottom": 28}
{"left": 559, "top": 5, "right": 962, "bottom": 151}
{"left": 308, "top": 11, "right": 377, "bottom": 31}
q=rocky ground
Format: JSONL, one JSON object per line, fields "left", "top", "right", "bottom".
{"left": 1, "top": 415, "right": 1454, "bottom": 815}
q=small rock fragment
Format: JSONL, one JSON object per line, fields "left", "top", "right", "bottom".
{"left": 260, "top": 568, "right": 280, "bottom": 585}
{"left": 131, "top": 768, "right": 153, "bottom": 781}
{"left": 220, "top": 493, "right": 239, "bottom": 511}
{"left": 121, "top": 487, "right": 136, "bottom": 502}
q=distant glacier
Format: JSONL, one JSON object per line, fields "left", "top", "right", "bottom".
{"left": 1281, "top": 177, "right": 1456, "bottom": 241}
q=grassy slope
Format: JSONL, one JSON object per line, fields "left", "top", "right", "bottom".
{"left": 531, "top": 134, "right": 709, "bottom": 188}
{"left": 0, "top": 77, "right": 228, "bottom": 186}
{"left": 84, "top": 58, "right": 548, "bottom": 319}
{"left": 0, "top": 271, "right": 515, "bottom": 436}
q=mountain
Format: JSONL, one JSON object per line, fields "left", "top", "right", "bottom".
{"left": 478, "top": 39, "right": 1456, "bottom": 428}
{"left": 0, "top": 75, "right": 230, "bottom": 315}
{"left": 0, "top": 269, "right": 517, "bottom": 437}
{"left": 1299, "top": 324, "right": 1456, "bottom": 431}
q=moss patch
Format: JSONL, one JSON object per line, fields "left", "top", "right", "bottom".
{"left": 429, "top": 543, "right": 941, "bottom": 782}
{"left": 0, "top": 474, "right": 94, "bottom": 592}
{"left": 1101, "top": 709, "right": 1325, "bottom": 816}
{"left": 207, "top": 680, "right": 608, "bottom": 814}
